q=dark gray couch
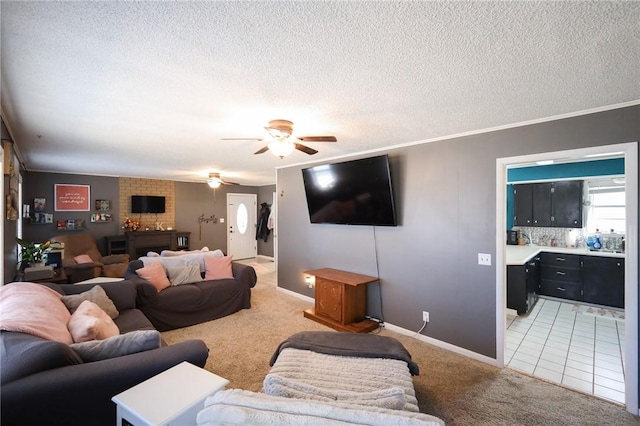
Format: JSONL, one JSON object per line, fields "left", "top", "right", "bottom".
{"left": 0, "top": 280, "right": 209, "bottom": 426}
{"left": 124, "top": 259, "right": 258, "bottom": 331}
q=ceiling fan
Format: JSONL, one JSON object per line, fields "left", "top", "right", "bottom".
{"left": 207, "top": 172, "right": 238, "bottom": 189}
{"left": 223, "top": 119, "right": 337, "bottom": 158}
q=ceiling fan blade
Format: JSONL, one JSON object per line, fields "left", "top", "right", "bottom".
{"left": 222, "top": 180, "right": 240, "bottom": 185}
{"left": 254, "top": 146, "right": 270, "bottom": 154}
{"left": 222, "top": 137, "right": 264, "bottom": 141}
{"left": 297, "top": 136, "right": 337, "bottom": 142}
{"left": 294, "top": 143, "right": 318, "bottom": 155}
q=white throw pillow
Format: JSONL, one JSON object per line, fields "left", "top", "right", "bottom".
{"left": 167, "top": 264, "right": 203, "bottom": 286}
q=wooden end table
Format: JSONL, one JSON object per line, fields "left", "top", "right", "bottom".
{"left": 303, "top": 267, "right": 380, "bottom": 333}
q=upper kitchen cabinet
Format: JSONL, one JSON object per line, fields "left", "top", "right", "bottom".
{"left": 551, "top": 181, "right": 583, "bottom": 228}
{"left": 513, "top": 183, "right": 552, "bottom": 227}
{"left": 513, "top": 184, "right": 533, "bottom": 226}
{"left": 513, "top": 181, "right": 583, "bottom": 228}
{"left": 532, "top": 183, "right": 552, "bottom": 227}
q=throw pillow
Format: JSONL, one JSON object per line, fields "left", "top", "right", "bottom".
{"left": 146, "top": 251, "right": 160, "bottom": 257}
{"left": 61, "top": 285, "right": 119, "bottom": 319}
{"left": 74, "top": 254, "right": 94, "bottom": 264}
{"left": 67, "top": 300, "right": 120, "bottom": 343}
{"left": 0, "top": 282, "right": 73, "bottom": 344}
{"left": 204, "top": 256, "right": 234, "bottom": 280}
{"left": 167, "top": 264, "right": 203, "bottom": 286}
{"left": 135, "top": 262, "right": 171, "bottom": 292}
{"left": 70, "top": 330, "right": 161, "bottom": 362}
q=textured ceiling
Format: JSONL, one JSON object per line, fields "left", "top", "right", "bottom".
{"left": 1, "top": 1, "right": 639, "bottom": 186}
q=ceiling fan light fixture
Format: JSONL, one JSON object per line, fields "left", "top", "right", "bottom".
{"left": 207, "top": 178, "right": 222, "bottom": 188}
{"left": 268, "top": 138, "right": 295, "bottom": 158}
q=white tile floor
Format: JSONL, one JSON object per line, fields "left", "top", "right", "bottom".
{"left": 506, "top": 297, "right": 625, "bottom": 405}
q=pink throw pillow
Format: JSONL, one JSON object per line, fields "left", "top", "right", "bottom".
{"left": 204, "top": 256, "right": 234, "bottom": 280}
{"left": 74, "top": 254, "right": 94, "bottom": 264}
{"left": 136, "top": 262, "right": 171, "bottom": 292}
{"left": 68, "top": 300, "right": 120, "bottom": 343}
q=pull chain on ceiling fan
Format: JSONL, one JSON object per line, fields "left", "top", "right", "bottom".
{"left": 222, "top": 119, "right": 337, "bottom": 158}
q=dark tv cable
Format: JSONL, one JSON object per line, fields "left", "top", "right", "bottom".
{"left": 372, "top": 225, "right": 385, "bottom": 325}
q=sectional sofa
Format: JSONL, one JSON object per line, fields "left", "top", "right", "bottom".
{"left": 0, "top": 280, "right": 209, "bottom": 426}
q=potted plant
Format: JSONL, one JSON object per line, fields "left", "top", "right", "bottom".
{"left": 16, "top": 238, "right": 51, "bottom": 269}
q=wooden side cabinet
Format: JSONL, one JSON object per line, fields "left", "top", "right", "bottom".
{"left": 303, "top": 268, "right": 379, "bottom": 333}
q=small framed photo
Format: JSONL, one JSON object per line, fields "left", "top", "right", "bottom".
{"left": 95, "top": 199, "right": 110, "bottom": 211}
{"left": 91, "top": 213, "right": 113, "bottom": 223}
{"left": 33, "top": 198, "right": 46, "bottom": 212}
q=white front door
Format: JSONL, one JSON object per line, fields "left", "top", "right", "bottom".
{"left": 227, "top": 193, "right": 257, "bottom": 260}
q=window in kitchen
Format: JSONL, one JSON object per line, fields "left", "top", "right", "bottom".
{"left": 585, "top": 183, "right": 625, "bottom": 234}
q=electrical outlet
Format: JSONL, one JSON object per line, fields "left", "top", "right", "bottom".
{"left": 305, "top": 276, "right": 314, "bottom": 288}
{"left": 422, "top": 311, "right": 429, "bottom": 322}
{"left": 478, "top": 253, "right": 491, "bottom": 266}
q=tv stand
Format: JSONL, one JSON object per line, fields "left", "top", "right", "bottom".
{"left": 303, "top": 268, "right": 379, "bottom": 333}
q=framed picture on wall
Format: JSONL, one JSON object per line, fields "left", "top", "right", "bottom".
{"left": 54, "top": 184, "right": 90, "bottom": 211}
{"left": 95, "top": 199, "right": 110, "bottom": 211}
{"left": 33, "top": 197, "right": 46, "bottom": 211}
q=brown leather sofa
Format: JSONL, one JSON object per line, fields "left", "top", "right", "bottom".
{"left": 52, "top": 233, "right": 130, "bottom": 283}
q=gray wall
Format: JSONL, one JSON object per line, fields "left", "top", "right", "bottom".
{"left": 22, "top": 172, "right": 121, "bottom": 256}
{"left": 277, "top": 105, "right": 639, "bottom": 360}
{"left": 16, "top": 175, "right": 267, "bottom": 266}
{"left": 174, "top": 182, "right": 268, "bottom": 255}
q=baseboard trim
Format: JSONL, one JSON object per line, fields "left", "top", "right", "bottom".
{"left": 275, "top": 287, "right": 498, "bottom": 367}
{"left": 277, "top": 286, "right": 314, "bottom": 304}
{"left": 383, "top": 322, "right": 499, "bottom": 367}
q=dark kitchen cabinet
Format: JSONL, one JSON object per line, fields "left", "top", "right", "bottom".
{"left": 507, "top": 256, "right": 539, "bottom": 315}
{"left": 532, "top": 183, "right": 552, "bottom": 227}
{"left": 513, "top": 184, "right": 533, "bottom": 226}
{"left": 512, "top": 181, "right": 583, "bottom": 229}
{"left": 539, "top": 253, "right": 582, "bottom": 301}
{"left": 582, "top": 256, "right": 625, "bottom": 308}
{"left": 551, "top": 181, "right": 583, "bottom": 228}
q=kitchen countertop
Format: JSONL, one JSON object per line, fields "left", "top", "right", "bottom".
{"left": 506, "top": 245, "right": 625, "bottom": 265}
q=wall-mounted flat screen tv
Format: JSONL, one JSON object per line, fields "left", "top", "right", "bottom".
{"left": 131, "top": 195, "right": 166, "bottom": 214}
{"left": 302, "top": 155, "right": 397, "bottom": 226}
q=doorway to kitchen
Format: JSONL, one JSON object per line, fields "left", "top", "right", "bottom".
{"left": 496, "top": 142, "right": 638, "bottom": 414}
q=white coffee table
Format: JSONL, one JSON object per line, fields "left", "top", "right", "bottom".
{"left": 112, "top": 361, "right": 228, "bottom": 425}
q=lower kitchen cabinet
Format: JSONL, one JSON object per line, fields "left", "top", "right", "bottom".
{"left": 539, "top": 253, "right": 582, "bottom": 302}
{"left": 507, "top": 257, "right": 539, "bottom": 315}
{"left": 582, "top": 256, "right": 625, "bottom": 309}
{"left": 508, "top": 249, "right": 625, "bottom": 311}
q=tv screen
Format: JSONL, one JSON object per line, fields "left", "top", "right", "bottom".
{"left": 131, "top": 195, "right": 166, "bottom": 214}
{"left": 302, "top": 155, "right": 397, "bottom": 226}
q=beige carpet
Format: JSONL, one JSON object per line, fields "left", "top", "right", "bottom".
{"left": 162, "top": 262, "right": 639, "bottom": 425}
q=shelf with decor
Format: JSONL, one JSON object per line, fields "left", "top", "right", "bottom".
{"left": 176, "top": 232, "right": 190, "bottom": 250}
{"left": 56, "top": 219, "right": 86, "bottom": 231}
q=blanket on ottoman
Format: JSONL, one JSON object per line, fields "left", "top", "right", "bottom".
{"left": 269, "top": 331, "right": 420, "bottom": 375}
{"left": 265, "top": 331, "right": 421, "bottom": 412}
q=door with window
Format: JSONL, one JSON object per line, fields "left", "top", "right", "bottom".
{"left": 227, "top": 194, "right": 257, "bottom": 260}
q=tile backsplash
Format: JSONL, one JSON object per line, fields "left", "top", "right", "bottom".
{"left": 513, "top": 226, "right": 624, "bottom": 251}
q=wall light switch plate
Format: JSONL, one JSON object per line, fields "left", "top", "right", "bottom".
{"left": 478, "top": 253, "right": 491, "bottom": 266}
{"left": 219, "top": 218, "right": 225, "bottom": 223}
